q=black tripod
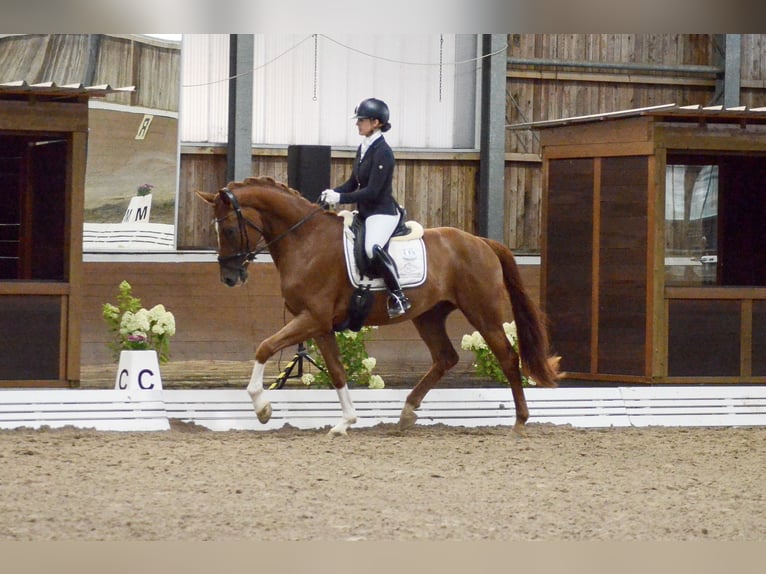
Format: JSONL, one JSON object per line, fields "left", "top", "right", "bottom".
{"left": 269, "top": 341, "right": 324, "bottom": 389}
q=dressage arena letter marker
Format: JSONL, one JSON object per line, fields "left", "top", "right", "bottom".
{"left": 114, "top": 350, "right": 163, "bottom": 391}
{"left": 135, "top": 114, "right": 154, "bottom": 140}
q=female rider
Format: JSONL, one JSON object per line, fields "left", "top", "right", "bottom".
{"left": 320, "top": 97, "right": 412, "bottom": 319}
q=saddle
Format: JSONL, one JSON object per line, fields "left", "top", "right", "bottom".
{"left": 333, "top": 210, "right": 427, "bottom": 332}
{"left": 338, "top": 210, "right": 426, "bottom": 290}
{"left": 349, "top": 208, "right": 411, "bottom": 278}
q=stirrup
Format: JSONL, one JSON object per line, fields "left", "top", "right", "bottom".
{"left": 387, "top": 292, "right": 412, "bottom": 318}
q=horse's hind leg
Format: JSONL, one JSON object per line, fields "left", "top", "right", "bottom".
{"left": 480, "top": 326, "right": 529, "bottom": 436}
{"left": 399, "top": 304, "right": 460, "bottom": 430}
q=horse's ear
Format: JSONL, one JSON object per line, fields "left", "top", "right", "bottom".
{"left": 195, "top": 190, "right": 216, "bottom": 206}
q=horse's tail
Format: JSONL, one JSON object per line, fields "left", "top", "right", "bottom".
{"left": 482, "top": 238, "right": 559, "bottom": 388}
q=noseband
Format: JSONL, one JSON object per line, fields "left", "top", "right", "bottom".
{"left": 216, "top": 187, "right": 323, "bottom": 268}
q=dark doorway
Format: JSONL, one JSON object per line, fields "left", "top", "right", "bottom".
{"left": 0, "top": 135, "right": 67, "bottom": 281}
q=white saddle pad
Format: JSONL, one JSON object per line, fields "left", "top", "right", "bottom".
{"left": 339, "top": 213, "right": 427, "bottom": 290}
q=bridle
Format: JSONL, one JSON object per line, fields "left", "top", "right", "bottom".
{"left": 215, "top": 187, "right": 323, "bottom": 268}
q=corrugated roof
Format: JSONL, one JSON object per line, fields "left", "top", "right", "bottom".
{"left": 0, "top": 80, "right": 135, "bottom": 99}
{"left": 507, "top": 103, "right": 766, "bottom": 130}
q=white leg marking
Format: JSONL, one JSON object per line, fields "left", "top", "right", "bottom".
{"left": 247, "top": 361, "right": 272, "bottom": 423}
{"left": 328, "top": 385, "right": 358, "bottom": 436}
{"left": 398, "top": 402, "right": 418, "bottom": 430}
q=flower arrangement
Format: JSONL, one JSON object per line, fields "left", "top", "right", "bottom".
{"left": 303, "top": 326, "right": 385, "bottom": 389}
{"left": 137, "top": 183, "right": 154, "bottom": 196}
{"left": 102, "top": 280, "right": 176, "bottom": 363}
{"left": 461, "top": 321, "right": 534, "bottom": 387}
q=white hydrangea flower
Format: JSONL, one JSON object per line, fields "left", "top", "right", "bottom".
{"left": 471, "top": 331, "right": 487, "bottom": 350}
{"left": 362, "top": 357, "right": 377, "bottom": 372}
{"left": 301, "top": 373, "right": 315, "bottom": 386}
{"left": 460, "top": 334, "right": 474, "bottom": 350}
{"left": 148, "top": 304, "right": 176, "bottom": 336}
{"left": 134, "top": 308, "right": 151, "bottom": 330}
{"left": 120, "top": 310, "right": 150, "bottom": 337}
{"left": 503, "top": 321, "right": 518, "bottom": 342}
{"left": 166, "top": 313, "right": 176, "bottom": 336}
{"left": 503, "top": 321, "right": 520, "bottom": 352}
{"left": 367, "top": 374, "right": 385, "bottom": 389}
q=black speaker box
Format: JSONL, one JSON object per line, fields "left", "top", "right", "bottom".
{"left": 287, "top": 145, "right": 331, "bottom": 202}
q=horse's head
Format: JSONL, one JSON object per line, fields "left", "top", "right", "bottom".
{"left": 196, "top": 187, "right": 264, "bottom": 287}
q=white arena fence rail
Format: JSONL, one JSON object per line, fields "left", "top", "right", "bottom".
{"left": 0, "top": 389, "right": 169, "bottom": 431}
{"left": 83, "top": 222, "right": 175, "bottom": 251}
{"left": 2, "top": 386, "right": 766, "bottom": 432}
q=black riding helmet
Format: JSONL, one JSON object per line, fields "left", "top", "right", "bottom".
{"left": 353, "top": 98, "right": 391, "bottom": 132}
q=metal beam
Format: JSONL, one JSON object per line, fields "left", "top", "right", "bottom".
{"left": 713, "top": 34, "right": 742, "bottom": 107}
{"left": 227, "top": 34, "right": 254, "bottom": 183}
{"left": 724, "top": 34, "right": 741, "bottom": 108}
{"left": 478, "top": 34, "right": 506, "bottom": 242}
{"left": 507, "top": 56, "right": 720, "bottom": 76}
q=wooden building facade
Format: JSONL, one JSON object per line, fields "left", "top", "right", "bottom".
{"left": 533, "top": 105, "right": 766, "bottom": 384}
{"left": 102, "top": 34, "right": 766, "bottom": 381}
{"left": 0, "top": 84, "right": 132, "bottom": 386}
{"left": 4, "top": 34, "right": 766, "bottom": 383}
{"left": 179, "top": 34, "right": 766, "bottom": 253}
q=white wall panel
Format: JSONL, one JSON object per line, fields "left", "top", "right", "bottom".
{"left": 181, "top": 34, "right": 475, "bottom": 149}
{"left": 180, "top": 34, "right": 229, "bottom": 143}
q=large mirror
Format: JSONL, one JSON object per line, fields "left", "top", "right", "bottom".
{"left": 81, "top": 34, "right": 180, "bottom": 251}
{"left": 0, "top": 34, "right": 181, "bottom": 252}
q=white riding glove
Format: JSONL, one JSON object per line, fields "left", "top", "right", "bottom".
{"left": 320, "top": 189, "right": 341, "bottom": 206}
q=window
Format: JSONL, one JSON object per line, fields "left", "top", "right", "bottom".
{"left": 665, "top": 155, "right": 766, "bottom": 287}
{"left": 664, "top": 163, "right": 719, "bottom": 285}
{"left": 0, "top": 136, "right": 67, "bottom": 281}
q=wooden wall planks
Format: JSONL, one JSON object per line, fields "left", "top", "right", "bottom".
{"left": 79, "top": 260, "right": 541, "bottom": 371}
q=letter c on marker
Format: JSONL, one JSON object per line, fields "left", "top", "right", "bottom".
{"left": 118, "top": 369, "right": 129, "bottom": 390}
{"left": 138, "top": 368, "right": 155, "bottom": 390}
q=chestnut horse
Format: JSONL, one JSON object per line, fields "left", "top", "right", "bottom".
{"left": 196, "top": 176, "right": 558, "bottom": 436}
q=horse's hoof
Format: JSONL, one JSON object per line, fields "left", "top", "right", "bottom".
{"left": 327, "top": 416, "right": 356, "bottom": 436}
{"left": 398, "top": 404, "right": 418, "bottom": 430}
{"left": 256, "top": 402, "right": 272, "bottom": 424}
{"left": 512, "top": 423, "right": 528, "bottom": 438}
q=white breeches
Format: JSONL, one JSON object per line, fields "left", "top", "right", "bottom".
{"left": 364, "top": 213, "right": 400, "bottom": 259}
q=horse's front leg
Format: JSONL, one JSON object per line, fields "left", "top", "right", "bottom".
{"left": 247, "top": 313, "right": 320, "bottom": 424}
{"left": 247, "top": 361, "right": 272, "bottom": 423}
{"left": 313, "top": 332, "right": 357, "bottom": 436}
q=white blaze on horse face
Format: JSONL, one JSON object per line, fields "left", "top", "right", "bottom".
{"left": 213, "top": 220, "right": 221, "bottom": 250}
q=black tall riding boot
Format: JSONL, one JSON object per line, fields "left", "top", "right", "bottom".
{"left": 372, "top": 244, "right": 412, "bottom": 318}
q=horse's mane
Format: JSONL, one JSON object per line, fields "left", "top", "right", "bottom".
{"left": 227, "top": 176, "right": 304, "bottom": 199}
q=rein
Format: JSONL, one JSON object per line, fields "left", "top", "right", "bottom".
{"left": 217, "top": 187, "right": 323, "bottom": 264}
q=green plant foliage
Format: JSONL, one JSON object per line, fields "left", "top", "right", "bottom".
{"left": 460, "top": 321, "right": 534, "bottom": 387}
{"left": 303, "top": 327, "right": 385, "bottom": 389}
